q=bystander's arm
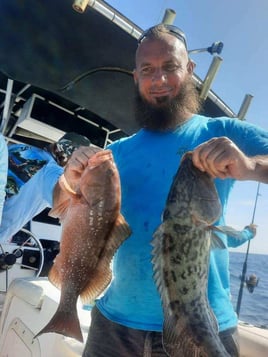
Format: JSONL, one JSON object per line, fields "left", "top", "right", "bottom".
{"left": 0, "top": 135, "right": 8, "bottom": 224}
{"left": 227, "top": 224, "right": 257, "bottom": 248}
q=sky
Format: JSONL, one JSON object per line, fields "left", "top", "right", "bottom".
{"left": 107, "top": 0, "right": 268, "bottom": 254}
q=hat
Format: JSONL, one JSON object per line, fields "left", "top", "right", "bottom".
{"left": 53, "top": 132, "right": 91, "bottom": 166}
{"left": 58, "top": 132, "right": 90, "bottom": 147}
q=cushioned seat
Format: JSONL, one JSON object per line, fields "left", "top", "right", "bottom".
{"left": 0, "top": 277, "right": 91, "bottom": 357}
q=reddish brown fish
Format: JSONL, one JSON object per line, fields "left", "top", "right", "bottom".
{"left": 36, "top": 150, "right": 131, "bottom": 342}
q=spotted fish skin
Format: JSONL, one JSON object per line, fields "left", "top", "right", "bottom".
{"left": 152, "top": 152, "right": 230, "bottom": 357}
{"left": 36, "top": 150, "right": 131, "bottom": 342}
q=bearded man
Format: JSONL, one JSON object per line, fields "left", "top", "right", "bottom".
{"left": 54, "top": 24, "right": 268, "bottom": 356}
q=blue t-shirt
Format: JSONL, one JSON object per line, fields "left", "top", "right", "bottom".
{"left": 0, "top": 144, "right": 63, "bottom": 242}
{"left": 96, "top": 114, "right": 268, "bottom": 332}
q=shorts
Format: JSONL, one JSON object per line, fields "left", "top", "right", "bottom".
{"left": 82, "top": 306, "right": 240, "bottom": 356}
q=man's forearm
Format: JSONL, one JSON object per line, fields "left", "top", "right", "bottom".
{"left": 247, "top": 155, "right": 268, "bottom": 183}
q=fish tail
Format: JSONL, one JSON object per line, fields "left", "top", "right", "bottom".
{"left": 163, "top": 312, "right": 202, "bottom": 357}
{"left": 34, "top": 306, "right": 83, "bottom": 342}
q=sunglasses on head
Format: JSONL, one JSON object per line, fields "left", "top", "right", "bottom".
{"left": 138, "top": 24, "right": 187, "bottom": 50}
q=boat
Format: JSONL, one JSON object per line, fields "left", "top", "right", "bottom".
{"left": 0, "top": 1, "right": 267, "bottom": 356}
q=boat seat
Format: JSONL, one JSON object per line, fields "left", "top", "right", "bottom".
{"left": 0, "top": 277, "right": 91, "bottom": 357}
{"left": 239, "top": 322, "right": 268, "bottom": 357}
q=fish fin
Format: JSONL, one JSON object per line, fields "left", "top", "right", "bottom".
{"left": 163, "top": 311, "right": 201, "bottom": 357}
{"left": 80, "top": 213, "right": 131, "bottom": 303}
{"left": 99, "top": 213, "right": 132, "bottom": 261}
{"left": 111, "top": 213, "right": 132, "bottom": 241}
{"left": 35, "top": 305, "right": 83, "bottom": 342}
{"left": 208, "top": 305, "right": 219, "bottom": 333}
{"left": 49, "top": 198, "right": 70, "bottom": 220}
{"left": 48, "top": 259, "right": 62, "bottom": 289}
{"left": 151, "top": 223, "right": 166, "bottom": 298}
{"left": 151, "top": 223, "right": 164, "bottom": 256}
{"left": 210, "top": 229, "right": 227, "bottom": 250}
{"left": 80, "top": 266, "right": 112, "bottom": 303}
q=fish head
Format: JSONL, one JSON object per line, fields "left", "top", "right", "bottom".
{"left": 79, "top": 150, "right": 121, "bottom": 213}
{"left": 166, "top": 152, "right": 221, "bottom": 225}
{"left": 184, "top": 153, "right": 221, "bottom": 225}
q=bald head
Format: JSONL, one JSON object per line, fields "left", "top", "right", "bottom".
{"left": 133, "top": 25, "right": 200, "bottom": 129}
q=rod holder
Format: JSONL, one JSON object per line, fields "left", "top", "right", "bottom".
{"left": 199, "top": 56, "right": 223, "bottom": 100}
{"left": 162, "top": 9, "right": 176, "bottom": 25}
{"left": 73, "top": 0, "right": 90, "bottom": 13}
{"left": 237, "top": 94, "right": 254, "bottom": 120}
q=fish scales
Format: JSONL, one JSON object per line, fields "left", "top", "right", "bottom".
{"left": 152, "top": 152, "right": 230, "bottom": 357}
{"left": 36, "top": 149, "right": 131, "bottom": 342}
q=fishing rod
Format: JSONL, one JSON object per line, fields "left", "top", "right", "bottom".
{"left": 236, "top": 182, "right": 261, "bottom": 317}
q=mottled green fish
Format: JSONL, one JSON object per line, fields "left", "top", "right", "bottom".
{"left": 152, "top": 152, "right": 230, "bottom": 357}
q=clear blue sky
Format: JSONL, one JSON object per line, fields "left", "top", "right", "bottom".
{"left": 107, "top": 0, "right": 268, "bottom": 254}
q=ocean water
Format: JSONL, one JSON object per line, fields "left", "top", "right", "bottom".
{"left": 229, "top": 252, "right": 268, "bottom": 328}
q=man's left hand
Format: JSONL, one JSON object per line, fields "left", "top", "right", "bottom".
{"left": 192, "top": 137, "right": 255, "bottom": 180}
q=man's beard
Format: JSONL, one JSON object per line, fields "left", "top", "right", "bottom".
{"left": 134, "top": 77, "right": 201, "bottom": 131}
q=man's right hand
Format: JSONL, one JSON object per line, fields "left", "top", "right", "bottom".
{"left": 64, "top": 146, "right": 102, "bottom": 193}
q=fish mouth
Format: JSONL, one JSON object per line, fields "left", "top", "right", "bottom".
{"left": 88, "top": 150, "right": 113, "bottom": 169}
